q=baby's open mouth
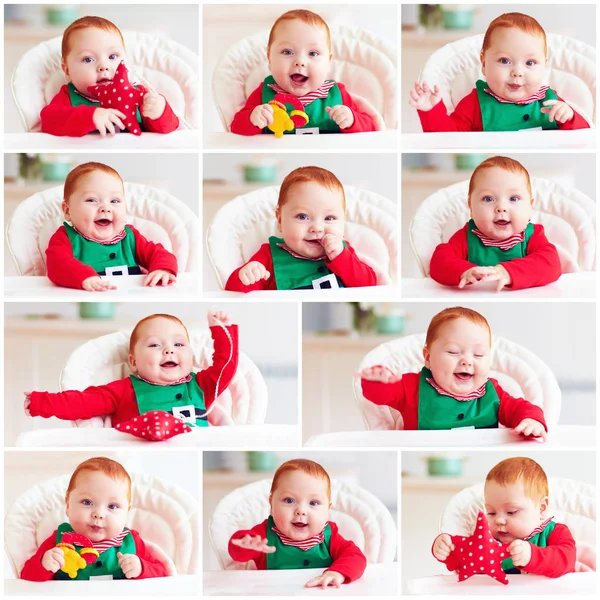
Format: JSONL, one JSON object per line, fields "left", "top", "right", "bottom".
{"left": 507, "top": 83, "right": 522, "bottom": 91}
{"left": 304, "top": 239, "right": 323, "bottom": 246}
{"left": 89, "top": 525, "right": 103, "bottom": 532}
{"left": 95, "top": 219, "right": 112, "bottom": 227}
{"left": 160, "top": 361, "right": 178, "bottom": 368}
{"left": 454, "top": 372, "right": 473, "bottom": 381}
{"left": 290, "top": 73, "right": 309, "bottom": 85}
{"left": 96, "top": 77, "right": 112, "bottom": 85}
{"left": 292, "top": 522, "right": 308, "bottom": 529}
{"left": 494, "top": 220, "right": 510, "bottom": 226}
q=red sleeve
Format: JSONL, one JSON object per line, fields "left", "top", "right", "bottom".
{"left": 46, "top": 226, "right": 99, "bottom": 289}
{"left": 501, "top": 225, "right": 562, "bottom": 289}
{"left": 327, "top": 242, "right": 378, "bottom": 287}
{"left": 431, "top": 534, "right": 462, "bottom": 572}
{"left": 555, "top": 95, "right": 590, "bottom": 130}
{"left": 525, "top": 524, "right": 576, "bottom": 577}
{"left": 337, "top": 83, "right": 377, "bottom": 133}
{"left": 129, "top": 529, "right": 169, "bottom": 579}
{"left": 225, "top": 244, "right": 276, "bottom": 292}
{"left": 494, "top": 380, "right": 548, "bottom": 432}
{"left": 40, "top": 86, "right": 98, "bottom": 137}
{"left": 138, "top": 87, "right": 179, "bottom": 133}
{"left": 327, "top": 522, "right": 367, "bottom": 583}
{"left": 418, "top": 90, "right": 482, "bottom": 132}
{"left": 429, "top": 225, "right": 473, "bottom": 286}
{"left": 196, "top": 325, "right": 239, "bottom": 411}
{"left": 20, "top": 531, "right": 57, "bottom": 581}
{"left": 228, "top": 520, "right": 268, "bottom": 569}
{"left": 230, "top": 84, "right": 264, "bottom": 135}
{"left": 129, "top": 225, "right": 178, "bottom": 276}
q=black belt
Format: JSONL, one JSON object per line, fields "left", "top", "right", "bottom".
{"left": 98, "top": 266, "right": 142, "bottom": 276}
{"left": 170, "top": 407, "right": 207, "bottom": 421}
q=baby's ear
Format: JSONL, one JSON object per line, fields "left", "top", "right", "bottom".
{"left": 422, "top": 346, "right": 431, "bottom": 367}
{"left": 61, "top": 200, "right": 70, "bottom": 219}
{"left": 61, "top": 61, "right": 70, "bottom": 80}
{"left": 128, "top": 353, "right": 137, "bottom": 372}
{"left": 479, "top": 52, "right": 486, "bottom": 73}
{"left": 275, "top": 207, "right": 282, "bottom": 232}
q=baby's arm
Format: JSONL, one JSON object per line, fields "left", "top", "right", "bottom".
{"left": 139, "top": 86, "right": 179, "bottom": 133}
{"left": 429, "top": 225, "right": 475, "bottom": 286}
{"left": 228, "top": 520, "right": 271, "bottom": 565}
{"left": 40, "top": 86, "right": 98, "bottom": 137}
{"left": 325, "top": 522, "right": 367, "bottom": 583}
{"left": 330, "top": 83, "right": 377, "bottom": 133}
{"left": 360, "top": 366, "right": 406, "bottom": 408}
{"left": 519, "top": 524, "right": 576, "bottom": 577}
{"left": 225, "top": 244, "right": 275, "bottom": 292}
{"left": 417, "top": 88, "right": 481, "bottom": 132}
{"left": 230, "top": 84, "right": 268, "bottom": 136}
{"left": 129, "top": 225, "right": 178, "bottom": 286}
{"left": 432, "top": 533, "right": 461, "bottom": 572}
{"left": 543, "top": 95, "right": 590, "bottom": 131}
{"left": 20, "top": 531, "right": 59, "bottom": 581}
{"left": 327, "top": 242, "right": 378, "bottom": 287}
{"left": 494, "top": 380, "right": 548, "bottom": 436}
{"left": 127, "top": 530, "right": 169, "bottom": 579}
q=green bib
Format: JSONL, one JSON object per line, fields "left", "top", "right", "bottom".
{"left": 130, "top": 374, "right": 208, "bottom": 427}
{"left": 269, "top": 236, "right": 346, "bottom": 290}
{"left": 261, "top": 76, "right": 342, "bottom": 134}
{"left": 63, "top": 222, "right": 140, "bottom": 275}
{"left": 501, "top": 520, "right": 557, "bottom": 573}
{"left": 265, "top": 516, "right": 333, "bottom": 570}
{"left": 476, "top": 80, "right": 559, "bottom": 131}
{"left": 417, "top": 367, "right": 499, "bottom": 430}
{"left": 54, "top": 522, "right": 136, "bottom": 580}
{"left": 466, "top": 220, "right": 534, "bottom": 267}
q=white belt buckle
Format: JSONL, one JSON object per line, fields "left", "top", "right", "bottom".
{"left": 105, "top": 265, "right": 128, "bottom": 276}
{"left": 312, "top": 273, "right": 339, "bottom": 289}
{"left": 90, "top": 575, "right": 113, "bottom": 580}
{"left": 296, "top": 127, "right": 319, "bottom": 135}
{"left": 172, "top": 404, "right": 195, "bottom": 424}
{"left": 451, "top": 426, "right": 475, "bottom": 430}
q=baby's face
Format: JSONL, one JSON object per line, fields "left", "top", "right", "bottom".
{"left": 277, "top": 181, "right": 345, "bottom": 259}
{"left": 270, "top": 470, "right": 330, "bottom": 541}
{"left": 62, "top": 27, "right": 125, "bottom": 98}
{"left": 423, "top": 317, "right": 491, "bottom": 396}
{"left": 481, "top": 26, "right": 546, "bottom": 102}
{"left": 469, "top": 166, "right": 533, "bottom": 240}
{"left": 129, "top": 317, "right": 194, "bottom": 384}
{"left": 66, "top": 470, "right": 129, "bottom": 542}
{"left": 268, "top": 19, "right": 331, "bottom": 97}
{"left": 62, "top": 170, "right": 127, "bottom": 242}
{"left": 484, "top": 479, "right": 547, "bottom": 544}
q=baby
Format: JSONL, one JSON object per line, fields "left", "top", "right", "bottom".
{"left": 40, "top": 16, "right": 179, "bottom": 137}
{"left": 230, "top": 9, "right": 377, "bottom": 135}
{"left": 433, "top": 457, "right": 576, "bottom": 577}
{"left": 21, "top": 457, "right": 168, "bottom": 580}
{"left": 229, "top": 459, "right": 367, "bottom": 588}
{"left": 225, "top": 166, "right": 377, "bottom": 291}
{"left": 410, "top": 13, "right": 589, "bottom": 132}
{"left": 24, "top": 311, "right": 237, "bottom": 428}
{"left": 429, "top": 156, "right": 561, "bottom": 291}
{"left": 46, "top": 161, "right": 178, "bottom": 291}
{"left": 360, "top": 307, "right": 547, "bottom": 436}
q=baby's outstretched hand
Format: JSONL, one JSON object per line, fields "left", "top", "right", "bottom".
{"left": 141, "top": 91, "right": 166, "bottom": 120}
{"left": 305, "top": 570, "right": 345, "bottom": 589}
{"left": 82, "top": 276, "right": 117, "bottom": 292}
{"left": 208, "top": 310, "right": 231, "bottom": 327}
{"left": 117, "top": 552, "right": 142, "bottom": 579}
{"left": 358, "top": 365, "right": 401, "bottom": 384}
{"left": 507, "top": 539, "right": 532, "bottom": 567}
{"left": 409, "top": 81, "right": 442, "bottom": 112}
{"left": 541, "top": 100, "right": 574, "bottom": 124}
{"left": 432, "top": 533, "right": 455, "bottom": 561}
{"left": 513, "top": 419, "right": 547, "bottom": 441}
{"left": 42, "top": 547, "right": 66, "bottom": 573}
{"left": 238, "top": 261, "right": 270, "bottom": 286}
{"left": 325, "top": 105, "right": 354, "bottom": 129}
{"left": 24, "top": 392, "right": 32, "bottom": 416}
{"left": 142, "top": 269, "right": 176, "bottom": 287}
{"left": 92, "top": 107, "right": 126, "bottom": 137}
{"left": 250, "top": 103, "right": 275, "bottom": 129}
{"left": 320, "top": 233, "right": 344, "bottom": 261}
{"left": 231, "top": 534, "right": 276, "bottom": 554}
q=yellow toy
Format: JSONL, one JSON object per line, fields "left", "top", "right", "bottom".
{"left": 267, "top": 96, "right": 310, "bottom": 138}
{"left": 55, "top": 532, "right": 100, "bottom": 578}
{"left": 56, "top": 543, "right": 87, "bottom": 579}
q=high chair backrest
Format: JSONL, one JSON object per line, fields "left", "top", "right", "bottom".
{"left": 12, "top": 32, "right": 199, "bottom": 132}
{"left": 212, "top": 25, "right": 397, "bottom": 131}
{"left": 409, "top": 177, "right": 596, "bottom": 278}
{"left": 4, "top": 472, "right": 198, "bottom": 577}
{"left": 209, "top": 478, "right": 396, "bottom": 570}
{"left": 6, "top": 182, "right": 200, "bottom": 275}
{"left": 420, "top": 33, "right": 596, "bottom": 125}
{"left": 353, "top": 333, "right": 561, "bottom": 431}
{"left": 206, "top": 185, "right": 398, "bottom": 288}
{"left": 59, "top": 330, "right": 268, "bottom": 428}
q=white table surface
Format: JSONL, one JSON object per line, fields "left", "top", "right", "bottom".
{"left": 204, "top": 564, "right": 398, "bottom": 596}
{"left": 402, "top": 273, "right": 596, "bottom": 299}
{"left": 15, "top": 424, "right": 299, "bottom": 448}
{"left": 405, "top": 572, "right": 596, "bottom": 595}
{"left": 206, "top": 284, "right": 401, "bottom": 300}
{"left": 305, "top": 426, "right": 596, "bottom": 448}
{"left": 402, "top": 129, "right": 595, "bottom": 150}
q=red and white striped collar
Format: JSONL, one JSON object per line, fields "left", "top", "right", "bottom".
{"left": 133, "top": 373, "right": 193, "bottom": 386}
{"left": 524, "top": 516, "right": 554, "bottom": 540}
{"left": 484, "top": 85, "right": 550, "bottom": 105}
{"left": 267, "top": 80, "right": 336, "bottom": 107}
{"left": 472, "top": 228, "right": 525, "bottom": 251}
{"left": 272, "top": 525, "right": 326, "bottom": 551}
{"left": 72, "top": 88, "right": 101, "bottom": 104}
{"left": 426, "top": 376, "right": 487, "bottom": 402}
{"left": 277, "top": 242, "right": 325, "bottom": 261}
{"left": 63, "top": 529, "right": 130, "bottom": 554}
{"left": 72, "top": 225, "right": 127, "bottom": 246}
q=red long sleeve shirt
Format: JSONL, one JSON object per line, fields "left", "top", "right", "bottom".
{"left": 225, "top": 242, "right": 377, "bottom": 292}
{"left": 20, "top": 528, "right": 168, "bottom": 581}
{"left": 361, "top": 372, "right": 547, "bottom": 431}
{"left": 429, "top": 223, "right": 562, "bottom": 290}
{"left": 40, "top": 84, "right": 179, "bottom": 136}
{"left": 230, "top": 81, "right": 377, "bottom": 135}
{"left": 29, "top": 325, "right": 238, "bottom": 426}
{"left": 417, "top": 88, "right": 590, "bottom": 132}
{"left": 228, "top": 519, "right": 367, "bottom": 583}
{"left": 45, "top": 224, "right": 178, "bottom": 290}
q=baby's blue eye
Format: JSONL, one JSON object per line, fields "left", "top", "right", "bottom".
{"left": 109, "top": 53, "right": 119, "bottom": 60}
{"left": 149, "top": 343, "right": 160, "bottom": 348}
{"left": 85, "top": 198, "right": 97, "bottom": 203}
{"left": 309, "top": 500, "right": 320, "bottom": 507}
{"left": 82, "top": 57, "right": 94, "bottom": 64}
{"left": 82, "top": 499, "right": 93, "bottom": 506}
{"left": 109, "top": 503, "right": 119, "bottom": 510}
{"left": 309, "top": 51, "right": 319, "bottom": 57}
{"left": 282, "top": 49, "right": 293, "bottom": 56}
{"left": 483, "top": 196, "right": 494, "bottom": 203}
{"left": 175, "top": 343, "right": 185, "bottom": 347}
{"left": 509, "top": 196, "right": 520, "bottom": 202}
{"left": 324, "top": 216, "right": 336, "bottom": 221}
{"left": 283, "top": 497, "right": 295, "bottom": 504}
{"left": 499, "top": 58, "right": 510, "bottom": 65}
{"left": 526, "top": 60, "right": 536, "bottom": 67}
{"left": 295, "top": 214, "right": 308, "bottom": 221}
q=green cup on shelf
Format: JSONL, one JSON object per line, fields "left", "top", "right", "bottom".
{"left": 79, "top": 302, "right": 116, "bottom": 320}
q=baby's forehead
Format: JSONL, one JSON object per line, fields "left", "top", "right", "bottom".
{"left": 487, "top": 26, "right": 545, "bottom": 49}
{"left": 272, "top": 19, "right": 328, "bottom": 42}
{"left": 136, "top": 318, "right": 188, "bottom": 338}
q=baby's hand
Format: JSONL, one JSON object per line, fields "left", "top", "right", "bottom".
{"left": 42, "top": 547, "right": 66, "bottom": 573}
{"left": 507, "top": 539, "right": 532, "bottom": 567}
{"left": 231, "top": 534, "right": 276, "bottom": 554}
{"left": 208, "top": 310, "right": 231, "bottom": 327}
{"left": 117, "top": 552, "right": 142, "bottom": 579}
{"left": 513, "top": 419, "right": 547, "bottom": 441}
{"left": 432, "top": 533, "right": 455, "bottom": 561}
{"left": 459, "top": 265, "right": 512, "bottom": 291}
{"left": 325, "top": 105, "right": 354, "bottom": 129}
{"left": 141, "top": 91, "right": 166, "bottom": 120}
{"left": 408, "top": 81, "right": 442, "bottom": 112}
{"left": 92, "top": 107, "right": 126, "bottom": 137}
{"left": 250, "top": 103, "right": 274, "bottom": 129}
{"left": 142, "top": 269, "right": 176, "bottom": 287}
{"left": 305, "top": 570, "right": 345, "bottom": 589}
{"left": 238, "top": 261, "right": 270, "bottom": 286}
{"left": 82, "top": 276, "right": 117, "bottom": 292}
{"left": 24, "top": 392, "right": 32, "bottom": 416}
{"left": 357, "top": 365, "right": 401, "bottom": 384}
{"left": 541, "top": 100, "right": 574, "bottom": 124}
{"left": 320, "top": 232, "right": 344, "bottom": 261}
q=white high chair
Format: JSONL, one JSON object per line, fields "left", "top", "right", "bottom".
{"left": 420, "top": 33, "right": 596, "bottom": 126}
{"left": 12, "top": 32, "right": 199, "bottom": 132}
{"left": 353, "top": 333, "right": 561, "bottom": 431}
{"left": 206, "top": 185, "right": 398, "bottom": 289}
{"left": 410, "top": 177, "right": 596, "bottom": 278}
{"left": 5, "top": 472, "right": 198, "bottom": 578}
{"left": 6, "top": 182, "right": 200, "bottom": 276}
{"left": 209, "top": 478, "right": 396, "bottom": 570}
{"left": 212, "top": 25, "right": 397, "bottom": 132}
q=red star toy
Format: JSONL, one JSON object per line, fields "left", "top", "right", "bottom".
{"left": 450, "top": 512, "right": 511, "bottom": 585}
{"left": 115, "top": 410, "right": 192, "bottom": 441}
{"left": 87, "top": 61, "right": 145, "bottom": 135}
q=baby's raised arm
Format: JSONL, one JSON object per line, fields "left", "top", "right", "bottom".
{"left": 408, "top": 81, "right": 442, "bottom": 112}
